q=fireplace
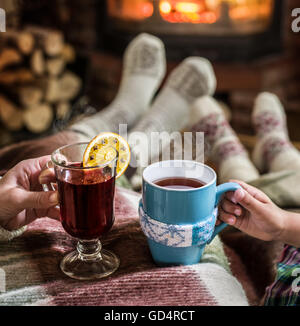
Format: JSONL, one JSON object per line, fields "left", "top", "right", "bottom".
{"left": 103, "top": 0, "right": 284, "bottom": 61}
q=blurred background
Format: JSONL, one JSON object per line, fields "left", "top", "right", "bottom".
{"left": 0, "top": 0, "right": 299, "bottom": 152}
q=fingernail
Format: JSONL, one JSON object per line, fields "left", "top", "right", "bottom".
{"left": 49, "top": 192, "right": 58, "bottom": 204}
{"left": 234, "top": 209, "right": 241, "bottom": 216}
{"left": 234, "top": 188, "right": 245, "bottom": 202}
{"left": 228, "top": 218, "right": 235, "bottom": 225}
{"left": 232, "top": 197, "right": 237, "bottom": 204}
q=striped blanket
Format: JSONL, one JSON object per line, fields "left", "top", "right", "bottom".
{"left": 0, "top": 187, "right": 249, "bottom": 306}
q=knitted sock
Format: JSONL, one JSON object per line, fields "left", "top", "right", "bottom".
{"left": 130, "top": 57, "right": 217, "bottom": 189}
{"left": 68, "top": 33, "right": 166, "bottom": 140}
{"left": 131, "top": 57, "right": 216, "bottom": 135}
{"left": 252, "top": 92, "right": 300, "bottom": 173}
{"left": 190, "top": 96, "right": 259, "bottom": 184}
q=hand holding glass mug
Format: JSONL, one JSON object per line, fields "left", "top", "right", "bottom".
{"left": 31, "top": 133, "right": 129, "bottom": 280}
{"left": 0, "top": 156, "right": 60, "bottom": 231}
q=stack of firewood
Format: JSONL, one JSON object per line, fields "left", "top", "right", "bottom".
{"left": 0, "top": 26, "right": 81, "bottom": 135}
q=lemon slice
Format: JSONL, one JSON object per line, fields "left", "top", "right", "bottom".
{"left": 83, "top": 132, "right": 131, "bottom": 178}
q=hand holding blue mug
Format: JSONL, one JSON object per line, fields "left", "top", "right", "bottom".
{"left": 139, "top": 160, "right": 241, "bottom": 266}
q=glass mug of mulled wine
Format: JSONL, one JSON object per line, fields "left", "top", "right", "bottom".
{"left": 43, "top": 142, "right": 119, "bottom": 280}
{"left": 139, "top": 160, "right": 241, "bottom": 266}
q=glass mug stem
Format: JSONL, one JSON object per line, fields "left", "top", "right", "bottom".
{"left": 77, "top": 239, "right": 102, "bottom": 262}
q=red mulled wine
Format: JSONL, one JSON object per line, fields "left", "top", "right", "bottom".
{"left": 154, "top": 177, "right": 206, "bottom": 189}
{"left": 56, "top": 163, "right": 115, "bottom": 240}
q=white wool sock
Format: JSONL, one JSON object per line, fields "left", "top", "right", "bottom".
{"left": 68, "top": 33, "right": 166, "bottom": 140}
{"left": 191, "top": 96, "right": 259, "bottom": 183}
{"left": 252, "top": 92, "right": 300, "bottom": 173}
{"left": 131, "top": 57, "right": 216, "bottom": 135}
{"left": 129, "top": 57, "right": 217, "bottom": 189}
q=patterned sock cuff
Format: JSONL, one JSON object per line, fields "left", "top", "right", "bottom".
{"left": 192, "top": 112, "right": 235, "bottom": 146}
{"left": 253, "top": 110, "right": 287, "bottom": 139}
{"left": 260, "top": 136, "right": 293, "bottom": 168}
{"left": 211, "top": 137, "right": 247, "bottom": 164}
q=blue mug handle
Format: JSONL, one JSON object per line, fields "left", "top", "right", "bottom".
{"left": 207, "top": 182, "right": 241, "bottom": 244}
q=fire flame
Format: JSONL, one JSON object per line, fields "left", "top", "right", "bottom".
{"left": 159, "top": 1, "right": 217, "bottom": 24}
{"left": 141, "top": 2, "right": 154, "bottom": 17}
{"left": 107, "top": 0, "right": 273, "bottom": 25}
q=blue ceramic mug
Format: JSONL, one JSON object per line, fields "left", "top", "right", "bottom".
{"left": 139, "top": 160, "right": 241, "bottom": 266}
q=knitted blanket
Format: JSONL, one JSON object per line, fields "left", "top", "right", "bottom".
{"left": 0, "top": 187, "right": 249, "bottom": 306}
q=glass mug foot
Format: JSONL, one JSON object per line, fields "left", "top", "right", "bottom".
{"left": 60, "top": 239, "right": 120, "bottom": 280}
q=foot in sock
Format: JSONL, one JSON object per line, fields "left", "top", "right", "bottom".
{"left": 190, "top": 96, "right": 259, "bottom": 183}
{"left": 130, "top": 57, "right": 216, "bottom": 135}
{"left": 129, "top": 57, "right": 217, "bottom": 189}
{"left": 68, "top": 33, "right": 166, "bottom": 140}
{"left": 252, "top": 92, "right": 300, "bottom": 173}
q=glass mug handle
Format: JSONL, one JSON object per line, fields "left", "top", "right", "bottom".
{"left": 208, "top": 182, "right": 242, "bottom": 244}
{"left": 42, "top": 161, "right": 59, "bottom": 206}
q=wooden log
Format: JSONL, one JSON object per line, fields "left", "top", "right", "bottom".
{"left": 30, "top": 49, "right": 45, "bottom": 76}
{"left": 0, "top": 83, "right": 44, "bottom": 108}
{"left": 45, "top": 71, "right": 81, "bottom": 103}
{"left": 46, "top": 57, "right": 65, "bottom": 77}
{"left": 56, "top": 101, "right": 71, "bottom": 119}
{"left": 58, "top": 72, "right": 81, "bottom": 101}
{"left": 0, "top": 95, "right": 23, "bottom": 131}
{"left": 23, "top": 103, "right": 54, "bottom": 133}
{"left": 18, "top": 86, "right": 43, "bottom": 108}
{"left": 0, "top": 48, "right": 22, "bottom": 70}
{"left": 0, "top": 69, "right": 34, "bottom": 85}
{"left": 25, "top": 26, "right": 64, "bottom": 56}
{"left": 61, "top": 44, "right": 76, "bottom": 63}
{"left": 16, "top": 31, "right": 34, "bottom": 55}
{"left": 45, "top": 78, "right": 60, "bottom": 103}
{"left": 1, "top": 30, "right": 35, "bottom": 54}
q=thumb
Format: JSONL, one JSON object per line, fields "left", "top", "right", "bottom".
{"left": 233, "top": 188, "right": 262, "bottom": 213}
{"left": 19, "top": 190, "right": 59, "bottom": 210}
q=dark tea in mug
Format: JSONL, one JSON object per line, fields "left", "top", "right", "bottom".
{"left": 154, "top": 177, "right": 206, "bottom": 190}
{"left": 56, "top": 163, "right": 115, "bottom": 240}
